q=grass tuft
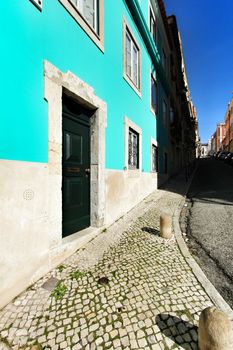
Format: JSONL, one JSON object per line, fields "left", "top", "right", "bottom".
{"left": 70, "top": 270, "right": 85, "bottom": 280}
{"left": 51, "top": 282, "right": 67, "bottom": 300}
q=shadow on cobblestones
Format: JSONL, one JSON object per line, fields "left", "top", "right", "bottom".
{"left": 141, "top": 227, "right": 160, "bottom": 236}
{"left": 156, "top": 313, "right": 198, "bottom": 350}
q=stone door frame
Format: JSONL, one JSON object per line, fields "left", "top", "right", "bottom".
{"left": 44, "top": 60, "right": 106, "bottom": 247}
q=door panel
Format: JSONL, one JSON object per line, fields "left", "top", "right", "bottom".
{"left": 64, "top": 132, "right": 83, "bottom": 163}
{"left": 62, "top": 96, "right": 91, "bottom": 237}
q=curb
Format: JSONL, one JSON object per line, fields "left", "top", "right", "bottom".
{"left": 173, "top": 163, "right": 233, "bottom": 321}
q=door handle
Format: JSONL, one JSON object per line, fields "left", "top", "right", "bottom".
{"left": 85, "top": 168, "right": 90, "bottom": 175}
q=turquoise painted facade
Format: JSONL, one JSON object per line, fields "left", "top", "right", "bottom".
{"left": 0, "top": 0, "right": 169, "bottom": 174}
{"left": 0, "top": 1, "right": 199, "bottom": 310}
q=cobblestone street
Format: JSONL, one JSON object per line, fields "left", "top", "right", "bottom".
{"left": 0, "top": 176, "right": 215, "bottom": 350}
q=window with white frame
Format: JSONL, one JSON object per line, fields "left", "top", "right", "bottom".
{"left": 70, "top": 0, "right": 99, "bottom": 33}
{"left": 124, "top": 26, "right": 140, "bottom": 90}
{"left": 128, "top": 128, "right": 139, "bottom": 169}
{"left": 149, "top": 7, "right": 156, "bottom": 43}
{"left": 151, "top": 74, "right": 158, "bottom": 114}
{"left": 59, "top": 0, "right": 104, "bottom": 51}
{"left": 152, "top": 144, "right": 158, "bottom": 172}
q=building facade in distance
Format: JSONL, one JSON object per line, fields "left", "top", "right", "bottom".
{"left": 223, "top": 98, "right": 233, "bottom": 152}
{"left": 216, "top": 123, "right": 226, "bottom": 151}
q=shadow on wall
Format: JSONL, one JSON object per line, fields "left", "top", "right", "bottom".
{"left": 157, "top": 158, "right": 198, "bottom": 194}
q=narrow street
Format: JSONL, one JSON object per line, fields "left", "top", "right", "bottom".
{"left": 184, "top": 157, "right": 233, "bottom": 308}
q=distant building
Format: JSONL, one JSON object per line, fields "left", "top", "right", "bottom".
{"left": 223, "top": 98, "right": 233, "bottom": 152}
{"left": 216, "top": 123, "right": 226, "bottom": 151}
{"left": 200, "top": 143, "right": 208, "bottom": 157}
{"left": 211, "top": 132, "right": 217, "bottom": 153}
{"left": 207, "top": 138, "right": 212, "bottom": 154}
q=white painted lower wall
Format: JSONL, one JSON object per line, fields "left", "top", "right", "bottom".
{"left": 0, "top": 160, "right": 158, "bottom": 309}
{"left": 0, "top": 160, "right": 50, "bottom": 308}
{"left": 105, "top": 169, "right": 158, "bottom": 225}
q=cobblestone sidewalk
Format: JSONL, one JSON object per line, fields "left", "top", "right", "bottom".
{"left": 0, "top": 176, "right": 214, "bottom": 350}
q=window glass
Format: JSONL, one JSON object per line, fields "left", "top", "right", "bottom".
{"left": 70, "top": 0, "right": 98, "bottom": 33}
{"left": 126, "top": 32, "right": 132, "bottom": 77}
{"left": 152, "top": 144, "right": 158, "bottom": 172}
{"left": 150, "top": 9, "right": 156, "bottom": 43}
{"left": 128, "top": 128, "right": 139, "bottom": 169}
{"left": 151, "top": 75, "right": 158, "bottom": 113}
{"left": 132, "top": 45, "right": 138, "bottom": 86}
{"left": 125, "top": 27, "right": 140, "bottom": 90}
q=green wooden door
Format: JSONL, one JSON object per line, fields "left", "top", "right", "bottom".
{"left": 62, "top": 95, "right": 91, "bottom": 237}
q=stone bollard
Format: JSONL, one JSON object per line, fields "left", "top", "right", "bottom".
{"left": 160, "top": 213, "right": 172, "bottom": 239}
{"left": 198, "top": 306, "right": 233, "bottom": 350}
{"left": 30, "top": 345, "right": 43, "bottom": 350}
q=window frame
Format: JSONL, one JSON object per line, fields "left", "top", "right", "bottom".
{"left": 124, "top": 116, "right": 142, "bottom": 175}
{"left": 149, "top": 3, "right": 157, "bottom": 44}
{"left": 123, "top": 18, "right": 142, "bottom": 97}
{"left": 58, "top": 0, "right": 104, "bottom": 52}
{"left": 128, "top": 127, "right": 139, "bottom": 170}
{"left": 151, "top": 139, "right": 158, "bottom": 173}
{"left": 150, "top": 71, "right": 158, "bottom": 115}
{"left": 70, "top": 0, "right": 99, "bottom": 34}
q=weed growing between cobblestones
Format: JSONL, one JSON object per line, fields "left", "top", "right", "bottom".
{"left": 69, "top": 269, "right": 85, "bottom": 280}
{"left": 50, "top": 282, "right": 67, "bottom": 300}
{"left": 0, "top": 336, "right": 12, "bottom": 348}
{"left": 57, "top": 264, "right": 66, "bottom": 272}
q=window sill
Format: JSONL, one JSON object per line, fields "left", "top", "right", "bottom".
{"left": 150, "top": 107, "right": 157, "bottom": 117}
{"left": 123, "top": 73, "right": 142, "bottom": 98}
{"left": 58, "top": 0, "right": 104, "bottom": 52}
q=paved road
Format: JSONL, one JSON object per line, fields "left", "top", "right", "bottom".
{"left": 186, "top": 157, "right": 233, "bottom": 308}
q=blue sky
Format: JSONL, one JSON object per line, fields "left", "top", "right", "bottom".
{"left": 164, "top": 0, "right": 233, "bottom": 142}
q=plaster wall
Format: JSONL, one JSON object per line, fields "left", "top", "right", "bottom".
{"left": 0, "top": 158, "right": 104, "bottom": 309}
{"left": 0, "top": 160, "right": 50, "bottom": 308}
{"left": 105, "top": 170, "right": 158, "bottom": 225}
{"left": 0, "top": 1, "right": 158, "bottom": 172}
{"left": 0, "top": 159, "right": 158, "bottom": 309}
